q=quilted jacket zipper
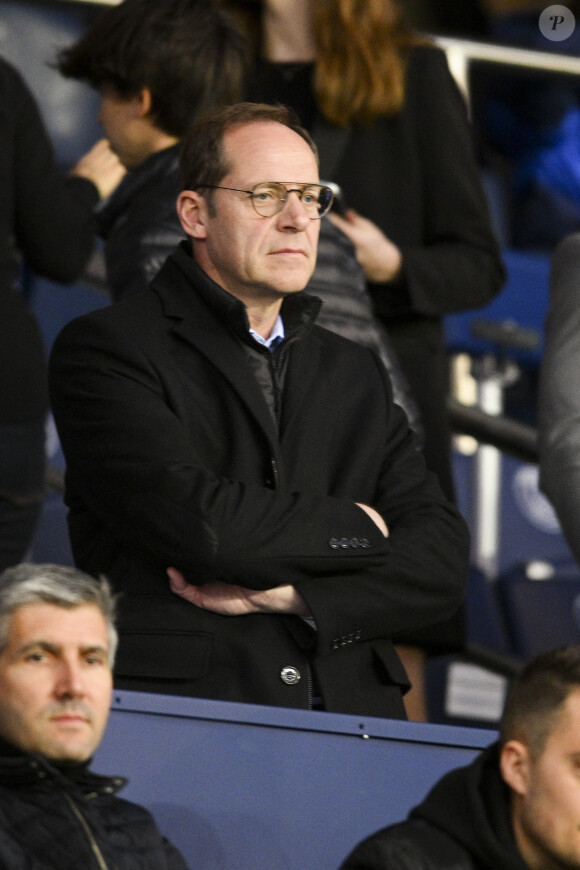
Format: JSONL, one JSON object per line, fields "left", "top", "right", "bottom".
{"left": 63, "top": 791, "right": 109, "bottom": 870}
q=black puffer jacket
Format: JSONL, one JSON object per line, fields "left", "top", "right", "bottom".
{"left": 97, "top": 144, "right": 184, "bottom": 301}
{"left": 0, "top": 745, "right": 189, "bottom": 869}
{"left": 339, "top": 743, "right": 529, "bottom": 870}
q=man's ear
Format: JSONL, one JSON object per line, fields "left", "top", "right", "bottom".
{"left": 500, "top": 740, "right": 531, "bottom": 796}
{"left": 177, "top": 190, "right": 209, "bottom": 239}
{"left": 137, "top": 87, "right": 153, "bottom": 118}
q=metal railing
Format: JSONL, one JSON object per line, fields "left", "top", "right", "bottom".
{"left": 433, "top": 34, "right": 580, "bottom": 104}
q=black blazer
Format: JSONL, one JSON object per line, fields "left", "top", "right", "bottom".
{"left": 49, "top": 245, "right": 469, "bottom": 717}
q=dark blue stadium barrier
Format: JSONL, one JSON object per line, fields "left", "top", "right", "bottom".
{"left": 94, "top": 690, "right": 496, "bottom": 870}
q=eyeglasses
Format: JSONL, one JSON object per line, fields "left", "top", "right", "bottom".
{"left": 197, "top": 182, "right": 334, "bottom": 219}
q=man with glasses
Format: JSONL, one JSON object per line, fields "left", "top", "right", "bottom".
{"left": 49, "top": 102, "right": 469, "bottom": 718}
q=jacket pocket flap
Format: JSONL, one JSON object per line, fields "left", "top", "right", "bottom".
{"left": 114, "top": 631, "right": 213, "bottom": 680}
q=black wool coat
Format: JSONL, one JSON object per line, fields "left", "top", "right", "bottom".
{"left": 49, "top": 244, "right": 469, "bottom": 717}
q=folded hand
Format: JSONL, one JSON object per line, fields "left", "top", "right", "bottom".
{"left": 167, "top": 568, "right": 311, "bottom": 617}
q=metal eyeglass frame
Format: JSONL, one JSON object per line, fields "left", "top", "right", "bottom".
{"left": 197, "top": 182, "right": 334, "bottom": 219}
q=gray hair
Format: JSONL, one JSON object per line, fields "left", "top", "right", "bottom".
{"left": 0, "top": 563, "right": 118, "bottom": 666}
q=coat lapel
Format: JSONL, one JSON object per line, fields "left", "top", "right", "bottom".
{"left": 153, "top": 261, "right": 281, "bottom": 448}
{"left": 279, "top": 327, "right": 323, "bottom": 440}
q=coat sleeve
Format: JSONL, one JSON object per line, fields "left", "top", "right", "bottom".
{"left": 538, "top": 233, "right": 580, "bottom": 565}
{"left": 294, "top": 356, "right": 469, "bottom": 649}
{"left": 371, "top": 46, "right": 505, "bottom": 319}
{"left": 6, "top": 60, "right": 99, "bottom": 282}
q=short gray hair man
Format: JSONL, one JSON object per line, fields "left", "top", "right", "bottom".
{"left": 0, "top": 562, "right": 118, "bottom": 666}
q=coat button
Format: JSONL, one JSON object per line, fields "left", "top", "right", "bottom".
{"left": 280, "top": 666, "right": 301, "bottom": 685}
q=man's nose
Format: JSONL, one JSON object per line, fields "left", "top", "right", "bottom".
{"left": 54, "top": 659, "right": 86, "bottom": 698}
{"left": 277, "top": 190, "right": 311, "bottom": 230}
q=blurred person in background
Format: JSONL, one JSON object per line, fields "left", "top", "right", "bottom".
{"left": 56, "top": 0, "right": 248, "bottom": 301}
{"left": 0, "top": 56, "right": 123, "bottom": 574}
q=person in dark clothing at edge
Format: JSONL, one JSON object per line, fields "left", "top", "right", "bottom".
{"left": 0, "top": 562, "right": 188, "bottom": 869}
{"left": 340, "top": 644, "right": 580, "bottom": 870}
{"left": 0, "top": 56, "right": 124, "bottom": 574}
{"left": 49, "top": 102, "right": 469, "bottom": 719}
{"left": 56, "top": 0, "right": 421, "bottom": 435}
